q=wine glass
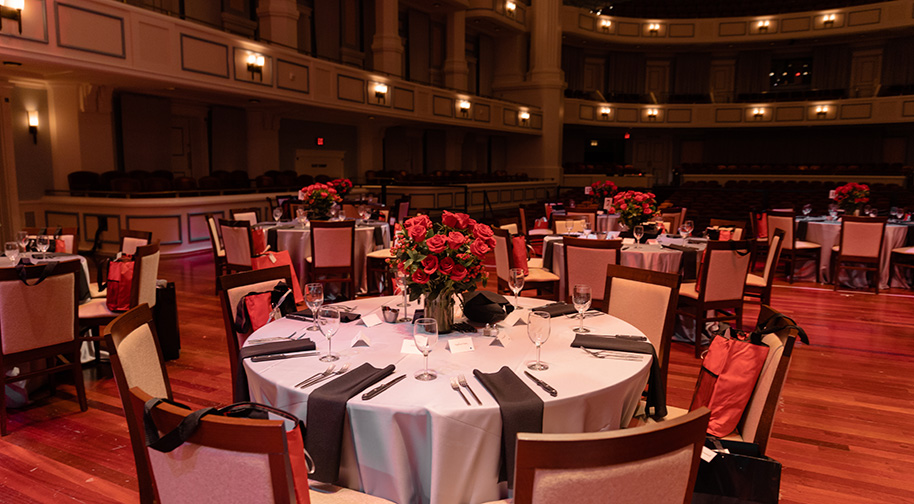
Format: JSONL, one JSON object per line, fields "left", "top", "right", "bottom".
{"left": 305, "top": 283, "right": 324, "bottom": 331}
{"left": 317, "top": 307, "right": 341, "bottom": 362}
{"left": 868, "top": 207, "right": 878, "bottom": 218}
{"left": 396, "top": 270, "right": 411, "bottom": 322}
{"left": 890, "top": 206, "right": 900, "bottom": 220}
{"left": 509, "top": 268, "right": 525, "bottom": 309}
{"left": 633, "top": 225, "right": 644, "bottom": 249}
{"left": 582, "top": 220, "right": 592, "bottom": 237}
{"left": 272, "top": 206, "right": 283, "bottom": 223}
{"left": 572, "top": 284, "right": 592, "bottom": 334}
{"left": 526, "top": 311, "right": 551, "bottom": 371}
{"left": 4, "top": 242, "right": 20, "bottom": 265}
{"left": 36, "top": 235, "right": 50, "bottom": 259}
{"left": 413, "top": 318, "right": 438, "bottom": 381}
{"left": 802, "top": 203, "right": 813, "bottom": 217}
{"left": 17, "top": 231, "right": 28, "bottom": 251}
{"left": 828, "top": 203, "right": 838, "bottom": 221}
{"left": 358, "top": 204, "right": 369, "bottom": 222}
{"left": 330, "top": 203, "right": 340, "bottom": 221}
{"left": 682, "top": 220, "right": 694, "bottom": 238}
{"left": 296, "top": 208, "right": 308, "bottom": 228}
{"left": 564, "top": 219, "right": 574, "bottom": 234}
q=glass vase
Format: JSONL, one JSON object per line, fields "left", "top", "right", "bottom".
{"left": 424, "top": 292, "right": 455, "bottom": 334}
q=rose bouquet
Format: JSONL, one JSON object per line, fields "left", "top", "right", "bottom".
{"left": 590, "top": 180, "right": 618, "bottom": 202}
{"left": 329, "top": 178, "right": 353, "bottom": 198}
{"left": 833, "top": 182, "right": 870, "bottom": 213}
{"left": 298, "top": 183, "right": 342, "bottom": 220}
{"left": 606, "top": 190, "right": 659, "bottom": 229}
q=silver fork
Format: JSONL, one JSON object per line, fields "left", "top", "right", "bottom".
{"left": 304, "top": 363, "right": 351, "bottom": 388}
{"left": 581, "top": 347, "right": 643, "bottom": 361}
{"left": 450, "top": 377, "right": 470, "bottom": 405}
{"left": 295, "top": 364, "right": 335, "bottom": 388}
{"left": 457, "top": 374, "right": 481, "bottom": 405}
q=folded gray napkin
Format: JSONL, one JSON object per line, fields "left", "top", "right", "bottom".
{"left": 236, "top": 339, "right": 315, "bottom": 401}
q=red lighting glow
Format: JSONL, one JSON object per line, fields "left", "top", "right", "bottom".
{"left": 316, "top": 137, "right": 324, "bottom": 146}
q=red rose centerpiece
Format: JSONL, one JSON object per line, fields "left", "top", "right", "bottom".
{"left": 389, "top": 210, "right": 491, "bottom": 332}
{"left": 298, "top": 183, "right": 342, "bottom": 221}
{"left": 329, "top": 178, "right": 353, "bottom": 198}
{"left": 590, "top": 180, "right": 618, "bottom": 202}
{"left": 832, "top": 182, "right": 870, "bottom": 214}
{"left": 607, "top": 190, "right": 659, "bottom": 230}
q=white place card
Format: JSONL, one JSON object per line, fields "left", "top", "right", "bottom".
{"left": 350, "top": 331, "right": 371, "bottom": 348}
{"left": 489, "top": 332, "right": 511, "bottom": 347}
{"left": 400, "top": 339, "right": 423, "bottom": 355}
{"left": 701, "top": 446, "right": 718, "bottom": 463}
{"left": 501, "top": 309, "right": 525, "bottom": 328}
{"left": 361, "top": 313, "right": 382, "bottom": 327}
{"left": 447, "top": 337, "right": 475, "bottom": 353}
{"left": 828, "top": 189, "right": 836, "bottom": 200}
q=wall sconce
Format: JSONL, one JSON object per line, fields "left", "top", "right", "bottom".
{"left": 757, "top": 20, "right": 770, "bottom": 33}
{"left": 457, "top": 99, "right": 471, "bottom": 117}
{"left": 600, "top": 106, "right": 611, "bottom": 119}
{"left": 600, "top": 18, "right": 612, "bottom": 33}
{"left": 373, "top": 82, "right": 389, "bottom": 104}
{"left": 753, "top": 108, "right": 764, "bottom": 120}
{"left": 27, "top": 110, "right": 38, "bottom": 144}
{"left": 505, "top": 1, "right": 516, "bottom": 17}
{"left": 823, "top": 14, "right": 836, "bottom": 27}
{"left": 647, "top": 108, "right": 658, "bottom": 120}
{"left": 590, "top": 140, "right": 599, "bottom": 147}
{"left": 815, "top": 105, "right": 828, "bottom": 118}
{"left": 519, "top": 110, "right": 530, "bottom": 125}
{"left": 246, "top": 53, "right": 264, "bottom": 81}
{"left": 648, "top": 23, "right": 660, "bottom": 36}
{"left": 0, "top": 0, "right": 23, "bottom": 34}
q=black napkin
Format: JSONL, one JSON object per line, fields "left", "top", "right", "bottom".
{"left": 570, "top": 334, "right": 667, "bottom": 419}
{"left": 473, "top": 366, "right": 544, "bottom": 487}
{"left": 236, "top": 339, "right": 315, "bottom": 401}
{"left": 288, "top": 308, "right": 361, "bottom": 323}
{"left": 663, "top": 243, "right": 698, "bottom": 252}
{"left": 534, "top": 302, "right": 578, "bottom": 317}
{"left": 306, "top": 363, "right": 395, "bottom": 483}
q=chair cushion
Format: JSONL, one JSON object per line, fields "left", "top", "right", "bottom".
{"left": 526, "top": 267, "right": 559, "bottom": 283}
{"left": 78, "top": 297, "right": 117, "bottom": 320}
{"left": 528, "top": 229, "right": 554, "bottom": 236}
{"left": 309, "top": 483, "right": 396, "bottom": 503}
{"left": 678, "top": 282, "right": 699, "bottom": 299}
{"left": 795, "top": 240, "right": 821, "bottom": 250}
{"left": 745, "top": 273, "right": 766, "bottom": 287}
{"left": 89, "top": 282, "right": 107, "bottom": 299}
{"left": 527, "top": 257, "right": 544, "bottom": 269}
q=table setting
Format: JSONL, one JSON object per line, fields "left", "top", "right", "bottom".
{"left": 2, "top": 237, "right": 91, "bottom": 303}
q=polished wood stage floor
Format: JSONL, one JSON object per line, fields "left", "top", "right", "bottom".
{"left": 2, "top": 252, "right": 913, "bottom": 503}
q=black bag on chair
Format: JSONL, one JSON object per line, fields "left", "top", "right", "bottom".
{"left": 692, "top": 437, "right": 781, "bottom": 504}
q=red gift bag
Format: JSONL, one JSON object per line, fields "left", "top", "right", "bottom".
{"left": 252, "top": 229, "right": 268, "bottom": 255}
{"left": 510, "top": 235, "right": 529, "bottom": 275}
{"left": 106, "top": 259, "right": 135, "bottom": 311}
{"left": 251, "top": 251, "right": 304, "bottom": 304}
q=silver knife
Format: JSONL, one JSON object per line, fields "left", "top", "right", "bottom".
{"left": 250, "top": 351, "right": 319, "bottom": 362}
{"left": 524, "top": 371, "right": 558, "bottom": 397}
{"left": 362, "top": 374, "right": 406, "bottom": 400}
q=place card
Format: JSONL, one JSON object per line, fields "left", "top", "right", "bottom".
{"left": 701, "top": 446, "right": 718, "bottom": 463}
{"left": 447, "top": 337, "right": 475, "bottom": 353}
{"left": 350, "top": 331, "right": 371, "bottom": 348}
{"left": 501, "top": 309, "right": 525, "bottom": 328}
{"left": 361, "top": 313, "right": 382, "bottom": 327}
{"left": 489, "top": 332, "right": 511, "bottom": 347}
{"left": 400, "top": 339, "right": 423, "bottom": 355}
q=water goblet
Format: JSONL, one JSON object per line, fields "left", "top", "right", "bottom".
{"left": 868, "top": 207, "right": 878, "bottom": 218}
{"left": 396, "top": 270, "right": 411, "bottom": 322}
{"left": 564, "top": 219, "right": 574, "bottom": 234}
{"left": 633, "top": 225, "right": 644, "bottom": 249}
{"left": 317, "top": 307, "right": 341, "bottom": 362}
{"left": 305, "top": 283, "right": 324, "bottom": 331}
{"left": 572, "top": 284, "right": 592, "bottom": 334}
{"left": 526, "top": 311, "right": 551, "bottom": 371}
{"left": 36, "top": 235, "right": 50, "bottom": 259}
{"left": 413, "top": 318, "right": 439, "bottom": 381}
{"left": 890, "top": 207, "right": 900, "bottom": 220}
{"left": 583, "top": 221, "right": 593, "bottom": 237}
{"left": 802, "top": 204, "right": 813, "bottom": 217}
{"left": 4, "top": 242, "right": 20, "bottom": 265}
{"left": 828, "top": 203, "right": 838, "bottom": 221}
{"left": 17, "top": 231, "right": 28, "bottom": 251}
{"left": 272, "top": 206, "right": 283, "bottom": 223}
{"left": 509, "top": 268, "right": 525, "bottom": 309}
{"left": 682, "top": 220, "right": 694, "bottom": 238}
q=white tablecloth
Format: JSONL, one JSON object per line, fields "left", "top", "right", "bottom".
{"left": 243, "top": 296, "right": 651, "bottom": 504}
{"left": 802, "top": 220, "right": 908, "bottom": 289}
{"left": 268, "top": 222, "right": 390, "bottom": 294}
{"left": 596, "top": 214, "right": 622, "bottom": 233}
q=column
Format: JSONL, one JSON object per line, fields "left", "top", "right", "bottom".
{"left": 371, "top": 0, "right": 403, "bottom": 77}
{"left": 443, "top": 11, "right": 468, "bottom": 91}
{"left": 0, "top": 81, "right": 21, "bottom": 240}
{"left": 257, "top": 0, "right": 300, "bottom": 49}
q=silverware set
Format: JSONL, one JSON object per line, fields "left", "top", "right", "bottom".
{"left": 565, "top": 310, "right": 603, "bottom": 319}
{"left": 450, "top": 374, "right": 482, "bottom": 405}
{"left": 295, "top": 362, "right": 351, "bottom": 388}
{"left": 581, "top": 347, "right": 645, "bottom": 361}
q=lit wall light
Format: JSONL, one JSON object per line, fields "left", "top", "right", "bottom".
{"left": 753, "top": 108, "right": 764, "bottom": 119}
{"left": 823, "top": 14, "right": 836, "bottom": 27}
{"left": 0, "top": 0, "right": 24, "bottom": 34}
{"left": 373, "top": 82, "right": 389, "bottom": 104}
{"left": 648, "top": 23, "right": 660, "bottom": 36}
{"left": 458, "top": 99, "right": 471, "bottom": 117}
{"left": 815, "top": 105, "right": 828, "bottom": 118}
{"left": 647, "top": 108, "right": 658, "bottom": 120}
{"left": 505, "top": 1, "right": 516, "bottom": 17}
{"left": 519, "top": 110, "right": 530, "bottom": 125}
{"left": 590, "top": 140, "right": 599, "bottom": 147}
{"left": 758, "top": 20, "right": 770, "bottom": 33}
{"left": 246, "top": 53, "right": 265, "bottom": 81}
{"left": 27, "top": 110, "right": 38, "bottom": 144}
{"left": 600, "top": 18, "right": 612, "bottom": 33}
{"left": 600, "top": 106, "right": 611, "bottom": 119}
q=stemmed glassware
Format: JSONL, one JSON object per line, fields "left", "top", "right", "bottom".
{"left": 802, "top": 204, "right": 813, "bottom": 217}
{"left": 317, "top": 307, "right": 341, "bottom": 362}
{"left": 305, "top": 283, "right": 323, "bottom": 331}
{"left": 296, "top": 208, "right": 308, "bottom": 228}
{"left": 633, "top": 225, "right": 644, "bottom": 249}
{"left": 17, "top": 231, "right": 28, "bottom": 251}
{"left": 572, "top": 284, "right": 592, "bottom": 334}
{"left": 828, "top": 203, "right": 839, "bottom": 220}
{"left": 272, "top": 206, "right": 283, "bottom": 223}
{"left": 509, "top": 268, "right": 525, "bottom": 309}
{"left": 564, "top": 219, "right": 574, "bottom": 234}
{"left": 396, "top": 270, "right": 411, "bottom": 322}
{"left": 36, "top": 235, "right": 50, "bottom": 259}
{"left": 682, "top": 220, "right": 694, "bottom": 238}
{"left": 413, "top": 318, "right": 438, "bottom": 381}
{"left": 868, "top": 207, "right": 879, "bottom": 218}
{"left": 582, "top": 220, "right": 592, "bottom": 237}
{"left": 4, "top": 242, "right": 20, "bottom": 265}
{"left": 526, "top": 311, "right": 551, "bottom": 371}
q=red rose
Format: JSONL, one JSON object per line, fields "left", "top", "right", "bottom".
{"left": 426, "top": 234, "right": 448, "bottom": 253}
{"left": 449, "top": 264, "right": 468, "bottom": 282}
{"left": 467, "top": 218, "right": 478, "bottom": 229}
{"left": 421, "top": 255, "right": 438, "bottom": 274}
{"left": 485, "top": 236, "right": 496, "bottom": 249}
{"left": 447, "top": 231, "right": 467, "bottom": 249}
{"left": 405, "top": 215, "right": 432, "bottom": 229}
{"left": 442, "top": 211, "right": 460, "bottom": 228}
{"left": 473, "top": 223, "right": 494, "bottom": 239}
{"left": 408, "top": 224, "right": 427, "bottom": 242}
{"left": 439, "top": 256, "right": 456, "bottom": 274}
{"left": 455, "top": 213, "right": 472, "bottom": 229}
{"left": 469, "top": 238, "right": 490, "bottom": 257}
{"left": 412, "top": 270, "right": 430, "bottom": 284}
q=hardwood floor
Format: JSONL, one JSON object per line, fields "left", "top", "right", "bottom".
{"left": 2, "top": 252, "right": 913, "bottom": 503}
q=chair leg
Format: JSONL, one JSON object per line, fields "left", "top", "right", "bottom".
{"left": 694, "top": 310, "right": 705, "bottom": 358}
{"left": 71, "top": 350, "right": 88, "bottom": 411}
{"left": 1, "top": 372, "right": 7, "bottom": 436}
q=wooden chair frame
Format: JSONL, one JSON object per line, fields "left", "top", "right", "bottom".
{"left": 231, "top": 207, "right": 262, "bottom": 225}
{"left": 205, "top": 213, "right": 228, "bottom": 293}
{"left": 562, "top": 236, "right": 622, "bottom": 310}
{"left": 493, "top": 227, "right": 558, "bottom": 299}
{"left": 768, "top": 210, "right": 820, "bottom": 284}
{"left": 889, "top": 248, "right": 914, "bottom": 290}
{"left": 744, "top": 228, "right": 786, "bottom": 309}
{"left": 831, "top": 216, "right": 887, "bottom": 294}
{"left": 308, "top": 220, "right": 357, "bottom": 300}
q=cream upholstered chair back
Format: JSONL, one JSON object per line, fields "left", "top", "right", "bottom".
{"left": 604, "top": 264, "right": 680, "bottom": 390}
{"left": 135, "top": 244, "right": 160, "bottom": 309}
{"left": 493, "top": 227, "right": 512, "bottom": 283}
{"left": 565, "top": 211, "right": 596, "bottom": 230}
{"left": 661, "top": 211, "right": 683, "bottom": 234}
{"left": 232, "top": 211, "right": 258, "bottom": 226}
{"left": 499, "top": 223, "right": 519, "bottom": 235}
{"left": 760, "top": 229, "right": 786, "bottom": 283}
{"left": 563, "top": 237, "right": 621, "bottom": 303}
{"left": 0, "top": 261, "right": 79, "bottom": 355}
{"left": 767, "top": 211, "right": 796, "bottom": 250}
{"left": 107, "top": 304, "right": 170, "bottom": 400}
{"left": 839, "top": 217, "right": 886, "bottom": 259}
{"left": 553, "top": 217, "right": 586, "bottom": 234}
{"left": 128, "top": 387, "right": 299, "bottom": 504}
{"left": 310, "top": 220, "right": 355, "bottom": 268}
{"left": 700, "top": 240, "right": 752, "bottom": 303}
{"left": 206, "top": 214, "right": 225, "bottom": 257}
{"left": 397, "top": 199, "right": 410, "bottom": 223}
{"left": 511, "top": 407, "right": 711, "bottom": 504}
{"left": 220, "top": 219, "right": 254, "bottom": 268}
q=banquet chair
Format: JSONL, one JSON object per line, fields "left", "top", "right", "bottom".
{"left": 24, "top": 226, "right": 79, "bottom": 254}
{"left": 206, "top": 213, "right": 229, "bottom": 294}
{"left": 493, "top": 227, "right": 558, "bottom": 299}
{"left": 520, "top": 207, "right": 552, "bottom": 257}
{"left": 232, "top": 208, "right": 261, "bottom": 226}
{"left": 396, "top": 198, "right": 410, "bottom": 223}
{"left": 767, "top": 210, "right": 821, "bottom": 283}
{"left": 604, "top": 264, "right": 680, "bottom": 391}
{"left": 366, "top": 248, "right": 394, "bottom": 295}
{"left": 563, "top": 236, "right": 622, "bottom": 311}
{"left": 130, "top": 387, "right": 395, "bottom": 504}
{"left": 565, "top": 210, "right": 597, "bottom": 231}
{"left": 748, "top": 210, "right": 769, "bottom": 271}
{"left": 103, "top": 303, "right": 172, "bottom": 504}
{"left": 0, "top": 260, "right": 87, "bottom": 436}
{"left": 499, "top": 223, "right": 519, "bottom": 235}
{"left": 552, "top": 216, "right": 587, "bottom": 234}
{"left": 308, "top": 220, "right": 357, "bottom": 301}
{"left": 889, "top": 246, "right": 914, "bottom": 289}
{"left": 219, "top": 219, "right": 258, "bottom": 274}
{"left": 708, "top": 218, "right": 746, "bottom": 240}
{"left": 484, "top": 407, "right": 710, "bottom": 504}
{"left": 219, "top": 267, "right": 293, "bottom": 402}
{"left": 744, "top": 229, "right": 786, "bottom": 315}
{"left": 676, "top": 240, "right": 752, "bottom": 357}
{"left": 831, "top": 216, "right": 887, "bottom": 293}
{"left": 661, "top": 207, "right": 686, "bottom": 234}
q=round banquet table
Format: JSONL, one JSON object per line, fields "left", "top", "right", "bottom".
{"left": 800, "top": 219, "right": 909, "bottom": 288}
{"left": 243, "top": 295, "right": 652, "bottom": 504}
